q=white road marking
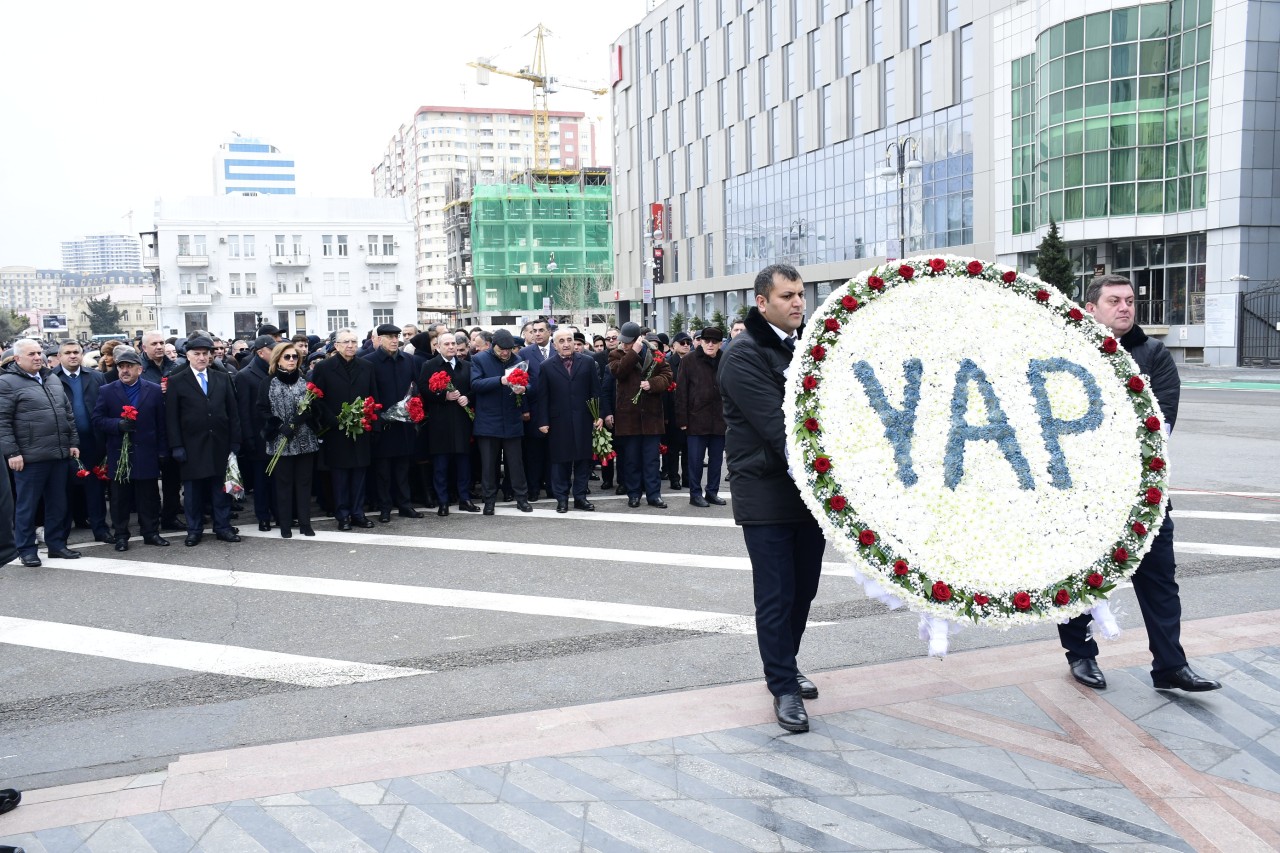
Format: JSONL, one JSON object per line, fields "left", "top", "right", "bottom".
{"left": 0, "top": 616, "right": 427, "bottom": 687}
{"left": 1176, "top": 510, "right": 1280, "bottom": 523}
{"left": 49, "top": 557, "right": 751, "bottom": 632}
{"left": 1171, "top": 490, "right": 1280, "bottom": 498}
{"left": 1179, "top": 542, "right": 1280, "bottom": 560}
{"left": 488, "top": 507, "right": 738, "bottom": 527}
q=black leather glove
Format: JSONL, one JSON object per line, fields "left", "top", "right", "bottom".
{"left": 230, "top": 444, "right": 240, "bottom": 455}
{"left": 171, "top": 447, "right": 187, "bottom": 463}
{"left": 278, "top": 422, "right": 297, "bottom": 439}
{"left": 119, "top": 418, "right": 135, "bottom": 433}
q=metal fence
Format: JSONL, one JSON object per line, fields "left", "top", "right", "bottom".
{"left": 1241, "top": 281, "right": 1280, "bottom": 368}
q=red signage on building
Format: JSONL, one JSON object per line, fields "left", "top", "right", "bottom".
{"left": 650, "top": 202, "right": 665, "bottom": 239}
{"left": 610, "top": 46, "right": 624, "bottom": 87}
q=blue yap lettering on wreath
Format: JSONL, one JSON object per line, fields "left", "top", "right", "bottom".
{"left": 853, "top": 358, "right": 923, "bottom": 487}
{"left": 1025, "top": 357, "right": 1105, "bottom": 489}
{"left": 944, "top": 358, "right": 1035, "bottom": 490}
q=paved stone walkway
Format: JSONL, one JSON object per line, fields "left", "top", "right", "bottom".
{"left": 3, "top": 611, "right": 1278, "bottom": 852}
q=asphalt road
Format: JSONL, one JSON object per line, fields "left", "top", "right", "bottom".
{"left": 1, "top": 383, "right": 1277, "bottom": 793}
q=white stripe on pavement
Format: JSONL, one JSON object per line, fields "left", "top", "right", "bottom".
{"left": 1176, "top": 510, "right": 1280, "bottom": 523}
{"left": 1179, "top": 542, "right": 1280, "bottom": 560}
{"left": 50, "top": 557, "right": 751, "bottom": 632}
{"left": 489, "top": 506, "right": 738, "bottom": 527}
{"left": 1171, "top": 490, "right": 1280, "bottom": 498}
{"left": 0, "top": 616, "right": 427, "bottom": 687}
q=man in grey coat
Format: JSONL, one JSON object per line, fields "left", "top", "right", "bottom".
{"left": 0, "top": 339, "right": 83, "bottom": 567}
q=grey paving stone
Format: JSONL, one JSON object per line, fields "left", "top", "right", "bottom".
{"left": 580, "top": 800, "right": 743, "bottom": 853}
{"left": 260, "top": 806, "right": 376, "bottom": 852}
{"left": 296, "top": 790, "right": 402, "bottom": 849}
{"left": 667, "top": 753, "right": 807, "bottom": 799}
{"left": 1205, "top": 747, "right": 1280, "bottom": 793}
{"left": 1006, "top": 752, "right": 1125, "bottom": 792}
{"left": 221, "top": 802, "right": 314, "bottom": 853}
{"left": 938, "top": 684, "right": 1067, "bottom": 734}
{"left": 1049, "top": 786, "right": 1192, "bottom": 836}
{"left": 383, "top": 776, "right": 448, "bottom": 805}
{"left": 191, "top": 816, "right": 271, "bottom": 853}
{"left": 455, "top": 803, "right": 583, "bottom": 852}
{"left": 733, "top": 750, "right": 871, "bottom": 796}
{"left": 406, "top": 770, "right": 502, "bottom": 804}
{"left": 127, "top": 812, "right": 201, "bottom": 853}
{"left": 34, "top": 825, "right": 100, "bottom": 853}
{"left": 410, "top": 801, "right": 538, "bottom": 852}
{"left": 0, "top": 833, "right": 44, "bottom": 853}
{"left": 389, "top": 805, "right": 485, "bottom": 852}
{"left": 166, "top": 805, "right": 224, "bottom": 844}
{"left": 837, "top": 792, "right": 996, "bottom": 847}
{"left": 560, "top": 755, "right": 683, "bottom": 800}
{"left": 498, "top": 761, "right": 601, "bottom": 803}
{"left": 80, "top": 820, "right": 157, "bottom": 853}
{"left": 656, "top": 798, "right": 794, "bottom": 851}
{"left": 952, "top": 791, "right": 1190, "bottom": 850}
{"left": 328, "top": 781, "right": 389, "bottom": 806}
{"left": 827, "top": 747, "right": 991, "bottom": 794}
{"left": 822, "top": 709, "right": 979, "bottom": 749}
{"left": 771, "top": 796, "right": 923, "bottom": 850}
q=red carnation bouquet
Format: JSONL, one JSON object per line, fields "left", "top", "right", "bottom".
{"left": 505, "top": 362, "right": 530, "bottom": 408}
{"left": 587, "top": 398, "right": 614, "bottom": 467}
{"left": 338, "top": 396, "right": 381, "bottom": 440}
{"left": 266, "top": 382, "right": 324, "bottom": 476}
{"left": 74, "top": 457, "right": 90, "bottom": 479}
{"left": 426, "top": 370, "right": 473, "bottom": 420}
{"left": 383, "top": 382, "right": 430, "bottom": 424}
{"left": 115, "top": 405, "right": 139, "bottom": 483}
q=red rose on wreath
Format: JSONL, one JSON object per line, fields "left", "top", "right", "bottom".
{"left": 928, "top": 258, "right": 946, "bottom": 273}
{"left": 802, "top": 375, "right": 818, "bottom": 391}
{"left": 1145, "top": 486, "right": 1163, "bottom": 505}
{"left": 1087, "top": 573, "right": 1105, "bottom": 588}
{"left": 973, "top": 594, "right": 990, "bottom": 606}
{"left": 827, "top": 495, "right": 846, "bottom": 511}
{"left": 1127, "top": 376, "right": 1145, "bottom": 392}
{"left": 1035, "top": 289, "right": 1050, "bottom": 302}
{"left": 1013, "top": 592, "right": 1032, "bottom": 610}
{"left": 1001, "top": 270, "right": 1017, "bottom": 283}
{"left": 966, "top": 260, "right": 983, "bottom": 275}
{"left": 804, "top": 417, "right": 820, "bottom": 433}
{"left": 867, "top": 276, "right": 885, "bottom": 291}
{"left": 811, "top": 345, "right": 826, "bottom": 361}
{"left": 812, "top": 455, "right": 831, "bottom": 473}
{"left": 1132, "top": 521, "right": 1148, "bottom": 536}
{"left": 1113, "top": 547, "right": 1129, "bottom": 562}
{"left": 1055, "top": 589, "right": 1071, "bottom": 605}
{"left": 1102, "top": 337, "right": 1119, "bottom": 353}
{"left": 841, "top": 294, "right": 859, "bottom": 311}
{"left": 858, "top": 529, "right": 877, "bottom": 546}
{"left": 892, "top": 559, "right": 909, "bottom": 576}
{"left": 932, "top": 581, "right": 952, "bottom": 601}
{"left": 1148, "top": 457, "right": 1165, "bottom": 471}
{"left": 824, "top": 317, "right": 840, "bottom": 332}
{"left": 1144, "top": 416, "right": 1162, "bottom": 432}
{"left": 1068, "top": 308, "right": 1084, "bottom": 321}
{"left": 898, "top": 264, "right": 915, "bottom": 280}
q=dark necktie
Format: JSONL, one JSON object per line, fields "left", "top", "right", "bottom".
{"left": 783, "top": 336, "right": 796, "bottom": 352}
{"left": 563, "top": 356, "right": 573, "bottom": 375}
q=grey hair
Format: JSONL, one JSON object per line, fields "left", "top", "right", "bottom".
{"left": 13, "top": 338, "right": 43, "bottom": 355}
{"left": 1085, "top": 274, "right": 1133, "bottom": 306}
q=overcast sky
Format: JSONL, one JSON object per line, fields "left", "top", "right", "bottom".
{"left": 0, "top": 0, "right": 643, "bottom": 268}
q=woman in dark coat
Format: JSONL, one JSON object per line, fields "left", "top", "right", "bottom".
{"left": 257, "top": 342, "right": 320, "bottom": 538}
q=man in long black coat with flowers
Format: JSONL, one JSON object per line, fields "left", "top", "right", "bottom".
{"left": 418, "top": 334, "right": 478, "bottom": 515}
{"left": 311, "top": 329, "right": 376, "bottom": 530}
{"left": 364, "top": 324, "right": 423, "bottom": 523}
{"left": 535, "top": 327, "right": 609, "bottom": 513}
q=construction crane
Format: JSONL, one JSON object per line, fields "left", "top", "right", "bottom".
{"left": 468, "top": 24, "right": 607, "bottom": 171}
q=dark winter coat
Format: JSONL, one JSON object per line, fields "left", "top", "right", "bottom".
{"left": 367, "top": 346, "right": 418, "bottom": 458}
{"left": 91, "top": 378, "right": 167, "bottom": 480}
{"left": 470, "top": 349, "right": 529, "bottom": 439}
{"left": 54, "top": 366, "right": 105, "bottom": 465}
{"left": 718, "top": 306, "right": 810, "bottom": 526}
{"left": 534, "top": 351, "right": 609, "bottom": 463}
{"left": 234, "top": 354, "right": 271, "bottom": 459}
{"left": 674, "top": 348, "right": 726, "bottom": 436}
{"left": 140, "top": 354, "right": 178, "bottom": 386}
{"left": 311, "top": 353, "right": 375, "bottom": 469}
{"left": 608, "top": 344, "right": 672, "bottom": 436}
{"left": 0, "top": 363, "right": 79, "bottom": 463}
{"left": 165, "top": 367, "right": 241, "bottom": 482}
{"left": 418, "top": 354, "right": 473, "bottom": 455}
{"left": 1121, "top": 324, "right": 1180, "bottom": 427}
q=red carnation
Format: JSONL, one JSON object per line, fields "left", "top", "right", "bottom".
{"left": 1013, "top": 592, "right": 1032, "bottom": 610}
{"left": 811, "top": 345, "right": 826, "bottom": 361}
{"left": 973, "top": 594, "right": 990, "bottom": 605}
{"left": 804, "top": 417, "right": 820, "bottom": 433}
{"left": 932, "top": 581, "right": 952, "bottom": 602}
{"left": 1055, "top": 589, "right": 1071, "bottom": 606}
{"left": 893, "top": 559, "right": 909, "bottom": 576}
{"left": 1001, "top": 270, "right": 1017, "bottom": 283}
{"left": 406, "top": 396, "right": 425, "bottom": 423}
{"left": 1035, "top": 289, "right": 1050, "bottom": 302}
{"left": 867, "top": 276, "right": 885, "bottom": 291}
{"left": 813, "top": 455, "right": 831, "bottom": 473}
{"left": 1145, "top": 486, "right": 1163, "bottom": 505}
{"left": 1144, "top": 416, "right": 1162, "bottom": 432}
{"left": 121, "top": 405, "right": 138, "bottom": 421}
{"left": 652, "top": 350, "right": 665, "bottom": 363}
{"left": 841, "top": 294, "right": 859, "bottom": 311}
{"left": 1087, "top": 573, "right": 1104, "bottom": 589}
{"left": 928, "top": 258, "right": 946, "bottom": 273}
{"left": 1132, "top": 521, "right": 1148, "bottom": 536}
{"left": 827, "top": 495, "right": 846, "bottom": 511}
{"left": 898, "top": 264, "right": 915, "bottom": 280}
{"left": 668, "top": 382, "right": 677, "bottom": 392}
{"left": 1148, "top": 457, "right": 1165, "bottom": 471}
{"left": 824, "top": 317, "right": 840, "bottom": 332}
{"left": 428, "top": 370, "right": 452, "bottom": 394}
{"left": 1102, "top": 337, "right": 1119, "bottom": 354}
{"left": 1113, "top": 547, "right": 1129, "bottom": 563}
{"left": 1067, "top": 308, "right": 1084, "bottom": 321}
{"left": 802, "top": 375, "right": 818, "bottom": 391}
{"left": 75, "top": 467, "right": 90, "bottom": 479}
{"left": 966, "top": 260, "right": 983, "bottom": 275}
{"left": 1128, "top": 376, "right": 1145, "bottom": 392}
{"left": 858, "top": 529, "right": 877, "bottom": 546}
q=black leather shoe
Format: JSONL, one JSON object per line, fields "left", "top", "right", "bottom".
{"left": 143, "top": 534, "right": 170, "bottom": 546}
{"left": 280, "top": 529, "right": 292, "bottom": 539}
{"left": 95, "top": 532, "right": 114, "bottom": 544}
{"left": 258, "top": 521, "right": 272, "bottom": 532}
{"left": 458, "top": 501, "right": 481, "bottom": 512}
{"left": 774, "top": 693, "right": 809, "bottom": 733}
{"left": 398, "top": 507, "right": 425, "bottom": 519}
{"left": 516, "top": 500, "right": 533, "bottom": 512}
{"left": 483, "top": 501, "right": 495, "bottom": 515}
{"left": 528, "top": 492, "right": 540, "bottom": 502}
{"left": 706, "top": 494, "right": 727, "bottom": 506}
{"left": 556, "top": 500, "right": 569, "bottom": 513}
{"left": 353, "top": 517, "right": 376, "bottom": 528}
{"left": 1070, "top": 659, "right": 1107, "bottom": 689}
{"left": 647, "top": 499, "right": 668, "bottom": 509}
{"left": 438, "top": 505, "right": 450, "bottom": 517}
{"left": 160, "top": 519, "right": 184, "bottom": 532}
{"left": 797, "top": 673, "right": 818, "bottom": 699}
{"left": 215, "top": 531, "right": 241, "bottom": 543}
{"left": 690, "top": 494, "right": 709, "bottom": 508}
{"left": 615, "top": 484, "right": 627, "bottom": 495}
{"left": 573, "top": 499, "right": 595, "bottom": 511}
{"left": 378, "top": 511, "right": 392, "bottom": 523}
{"left": 628, "top": 497, "right": 642, "bottom": 508}
{"left": 300, "top": 527, "right": 316, "bottom": 536}
{"left": 114, "top": 540, "right": 129, "bottom": 552}
{"left": 47, "top": 548, "right": 81, "bottom": 559}
{"left": 185, "top": 534, "right": 202, "bottom": 547}
{"left": 502, "top": 492, "right": 515, "bottom": 502}
{"left": 1153, "top": 665, "right": 1222, "bottom": 692}
{"left": 338, "top": 519, "right": 353, "bottom": 531}
{"left": 19, "top": 554, "right": 41, "bottom": 567}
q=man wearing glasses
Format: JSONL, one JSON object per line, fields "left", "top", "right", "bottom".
{"left": 592, "top": 328, "right": 621, "bottom": 491}
{"left": 310, "top": 329, "right": 377, "bottom": 529}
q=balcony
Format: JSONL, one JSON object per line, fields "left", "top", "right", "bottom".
{"left": 365, "top": 253, "right": 399, "bottom": 265}
{"left": 366, "top": 287, "right": 401, "bottom": 304}
{"left": 175, "top": 291, "right": 213, "bottom": 306}
{"left": 272, "top": 289, "right": 313, "bottom": 308}
{"left": 270, "top": 254, "right": 311, "bottom": 267}
{"left": 176, "top": 254, "right": 209, "bottom": 268}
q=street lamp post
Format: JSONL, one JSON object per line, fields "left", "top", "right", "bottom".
{"left": 877, "top": 138, "right": 923, "bottom": 260}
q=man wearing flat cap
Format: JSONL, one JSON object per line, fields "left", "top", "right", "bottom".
{"left": 471, "top": 328, "right": 533, "bottom": 514}
{"left": 366, "top": 323, "right": 423, "bottom": 522}
{"left": 165, "top": 336, "right": 242, "bottom": 546}
{"left": 235, "top": 335, "right": 281, "bottom": 531}
{"left": 609, "top": 322, "right": 673, "bottom": 508}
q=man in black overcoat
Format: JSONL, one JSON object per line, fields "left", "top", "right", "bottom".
{"left": 234, "top": 335, "right": 278, "bottom": 531}
{"left": 164, "top": 336, "right": 242, "bottom": 546}
{"left": 535, "top": 327, "right": 608, "bottom": 513}
{"left": 364, "top": 324, "right": 423, "bottom": 522}
{"left": 311, "top": 329, "right": 376, "bottom": 529}
{"left": 418, "top": 334, "right": 478, "bottom": 515}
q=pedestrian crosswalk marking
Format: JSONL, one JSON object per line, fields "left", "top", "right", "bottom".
{"left": 1176, "top": 542, "right": 1280, "bottom": 560}
{"left": 48, "top": 557, "right": 752, "bottom": 632}
{"left": 487, "top": 506, "right": 739, "bottom": 527}
{"left": 1176, "top": 510, "right": 1279, "bottom": 523}
{"left": 0, "top": 615, "right": 427, "bottom": 687}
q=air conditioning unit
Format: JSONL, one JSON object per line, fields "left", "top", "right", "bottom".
{"left": 218, "top": 237, "right": 226, "bottom": 244}
{"left": 361, "top": 286, "right": 368, "bottom": 292}
{"left": 303, "top": 276, "right": 311, "bottom": 282}
{"left": 395, "top": 284, "right": 403, "bottom": 291}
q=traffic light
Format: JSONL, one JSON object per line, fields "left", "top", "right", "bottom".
{"left": 651, "top": 246, "right": 665, "bottom": 284}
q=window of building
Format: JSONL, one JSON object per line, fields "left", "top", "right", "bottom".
{"left": 227, "top": 235, "right": 240, "bottom": 258}
{"left": 726, "top": 20, "right": 737, "bottom": 71}
{"left": 739, "top": 67, "right": 750, "bottom": 116}
{"left": 793, "top": 0, "right": 803, "bottom": 35}
{"left": 275, "top": 235, "right": 287, "bottom": 256}
{"left": 904, "top": 0, "right": 919, "bottom": 49}
{"left": 869, "top": 0, "right": 884, "bottom": 63}
{"left": 882, "top": 57, "right": 896, "bottom": 126}
{"left": 748, "top": 114, "right": 759, "bottom": 166}
{"left": 729, "top": 125, "right": 738, "bottom": 174}
{"left": 768, "top": 0, "right": 779, "bottom": 50}
{"left": 193, "top": 235, "right": 207, "bottom": 255}
{"left": 244, "top": 273, "right": 257, "bottom": 296}
{"left": 706, "top": 233, "right": 715, "bottom": 277}
{"left": 822, "top": 85, "right": 833, "bottom": 146}
{"left": 276, "top": 273, "right": 288, "bottom": 293}
{"left": 327, "top": 309, "right": 349, "bottom": 332}
{"left": 850, "top": 71, "right": 862, "bottom": 136}
{"left": 941, "top": 0, "right": 959, "bottom": 32}
{"left": 180, "top": 273, "right": 193, "bottom": 294}
{"left": 958, "top": 24, "right": 974, "bottom": 102}
{"left": 761, "top": 55, "right": 774, "bottom": 106}
{"left": 839, "top": 14, "right": 852, "bottom": 76}
{"left": 810, "top": 29, "right": 822, "bottom": 89}
{"left": 337, "top": 235, "right": 349, "bottom": 257}
{"left": 243, "top": 235, "right": 255, "bottom": 258}
{"left": 177, "top": 235, "right": 191, "bottom": 256}
{"left": 746, "top": 7, "right": 757, "bottom": 57}
{"left": 322, "top": 235, "right": 333, "bottom": 257}
{"left": 292, "top": 235, "right": 303, "bottom": 256}
{"left": 339, "top": 272, "right": 351, "bottom": 294}
{"left": 919, "top": 42, "right": 934, "bottom": 113}
{"left": 796, "top": 98, "right": 806, "bottom": 152}
{"left": 229, "top": 272, "right": 241, "bottom": 296}
{"left": 784, "top": 43, "right": 796, "bottom": 99}
{"left": 323, "top": 272, "right": 336, "bottom": 295}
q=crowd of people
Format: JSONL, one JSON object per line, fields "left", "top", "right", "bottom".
{"left": 0, "top": 316, "right": 749, "bottom": 563}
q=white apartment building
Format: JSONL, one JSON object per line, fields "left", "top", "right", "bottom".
{"left": 143, "top": 196, "right": 414, "bottom": 341}
{"left": 372, "top": 105, "right": 600, "bottom": 321}
{"left": 60, "top": 234, "right": 143, "bottom": 274}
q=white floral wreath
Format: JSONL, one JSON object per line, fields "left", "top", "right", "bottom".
{"left": 784, "top": 255, "right": 1170, "bottom": 642}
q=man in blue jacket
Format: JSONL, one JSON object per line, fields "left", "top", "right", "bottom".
{"left": 54, "top": 339, "right": 110, "bottom": 543}
{"left": 471, "top": 329, "right": 532, "bottom": 515}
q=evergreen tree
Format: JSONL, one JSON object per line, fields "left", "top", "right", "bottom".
{"left": 1035, "top": 219, "right": 1077, "bottom": 298}
{"left": 689, "top": 315, "right": 706, "bottom": 333}
{"left": 668, "top": 312, "right": 686, "bottom": 337}
{"left": 734, "top": 303, "right": 750, "bottom": 321}
{"left": 710, "top": 309, "right": 729, "bottom": 336}
{"left": 85, "top": 296, "right": 124, "bottom": 335}
{"left": 0, "top": 309, "right": 30, "bottom": 344}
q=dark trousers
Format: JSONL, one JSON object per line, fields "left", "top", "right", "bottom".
{"left": 15, "top": 459, "right": 70, "bottom": 556}
{"left": 550, "top": 458, "right": 591, "bottom": 502}
{"left": 272, "top": 453, "right": 315, "bottom": 531}
{"left": 330, "top": 467, "right": 368, "bottom": 521}
{"left": 686, "top": 434, "right": 726, "bottom": 498}
{"left": 432, "top": 453, "right": 472, "bottom": 505}
{"left": 1059, "top": 512, "right": 1186, "bottom": 680}
{"left": 66, "top": 468, "right": 110, "bottom": 540}
{"left": 523, "top": 431, "right": 550, "bottom": 497}
{"left": 248, "top": 455, "right": 276, "bottom": 523}
{"left": 620, "top": 434, "right": 662, "bottom": 501}
{"left": 0, "top": 465, "right": 16, "bottom": 566}
{"left": 374, "top": 455, "right": 413, "bottom": 511}
{"left": 160, "top": 457, "right": 183, "bottom": 524}
{"left": 663, "top": 432, "right": 687, "bottom": 484}
{"left": 478, "top": 436, "right": 526, "bottom": 502}
{"left": 183, "top": 476, "right": 233, "bottom": 535}
{"left": 110, "top": 478, "right": 161, "bottom": 539}
{"left": 743, "top": 519, "right": 827, "bottom": 696}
